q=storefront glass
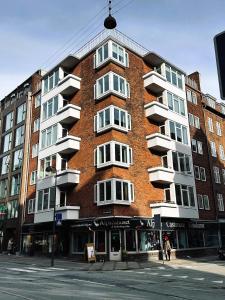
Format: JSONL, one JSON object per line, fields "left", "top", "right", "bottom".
{"left": 188, "top": 229, "right": 204, "bottom": 248}
{"left": 138, "top": 230, "right": 160, "bottom": 251}
{"left": 95, "top": 231, "right": 106, "bottom": 253}
{"left": 125, "top": 230, "right": 136, "bottom": 251}
{"left": 73, "top": 231, "right": 93, "bottom": 253}
{"left": 163, "top": 231, "right": 178, "bottom": 249}
{"left": 177, "top": 230, "right": 188, "bottom": 249}
{"left": 204, "top": 224, "right": 219, "bottom": 247}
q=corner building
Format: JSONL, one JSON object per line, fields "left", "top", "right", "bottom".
{"left": 22, "top": 29, "right": 205, "bottom": 260}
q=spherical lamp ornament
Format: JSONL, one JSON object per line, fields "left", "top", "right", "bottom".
{"left": 104, "top": 0, "right": 117, "bottom": 30}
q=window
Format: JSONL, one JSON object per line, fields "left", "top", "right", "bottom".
{"left": 30, "top": 171, "right": 37, "bottom": 185}
{"left": 7, "top": 200, "right": 18, "bottom": 219}
{"left": 167, "top": 92, "right": 185, "bottom": 116}
{"left": 42, "top": 96, "right": 58, "bottom": 120}
{"left": 216, "top": 122, "right": 222, "bottom": 136}
{"left": 28, "top": 198, "right": 35, "bottom": 214}
{"left": 169, "top": 121, "right": 188, "bottom": 145}
{"left": 95, "top": 179, "right": 134, "bottom": 205}
{"left": 95, "top": 41, "right": 129, "bottom": 68}
{"left": 33, "top": 118, "right": 40, "bottom": 132}
{"left": 221, "top": 105, "right": 225, "bottom": 115}
{"left": 200, "top": 167, "right": 206, "bottom": 181}
{"left": 3, "top": 132, "right": 12, "bottom": 153}
{"left": 207, "top": 97, "right": 216, "bottom": 109}
{"left": 175, "top": 184, "right": 195, "bottom": 207}
{"left": 217, "top": 194, "right": 224, "bottom": 211}
{"left": 41, "top": 125, "right": 57, "bottom": 149}
{"left": 35, "top": 94, "right": 41, "bottom": 108}
{"left": 32, "top": 144, "right": 39, "bottom": 158}
{"left": 0, "top": 179, "right": 8, "bottom": 199}
{"left": 37, "top": 187, "right": 55, "bottom": 211}
{"left": 194, "top": 166, "right": 200, "bottom": 180}
{"left": 11, "top": 174, "right": 21, "bottom": 196}
{"left": 222, "top": 169, "right": 225, "bottom": 185}
{"left": 43, "top": 69, "right": 59, "bottom": 94}
{"left": 39, "top": 155, "right": 56, "bottom": 178}
{"left": 95, "top": 72, "right": 130, "bottom": 100}
{"left": 197, "top": 141, "right": 203, "bottom": 155}
{"left": 192, "top": 139, "right": 203, "bottom": 155}
{"left": 213, "top": 166, "right": 221, "bottom": 183}
{"left": 15, "top": 125, "right": 25, "bottom": 146}
{"left": 203, "top": 195, "right": 210, "bottom": 210}
{"left": 165, "top": 64, "right": 183, "bottom": 89}
{"left": 13, "top": 149, "right": 23, "bottom": 170}
{"left": 1, "top": 155, "right": 10, "bottom": 175}
{"left": 17, "top": 103, "right": 26, "bottom": 124}
{"left": 172, "top": 152, "right": 191, "bottom": 174}
{"left": 208, "top": 117, "right": 214, "bottom": 132}
{"left": 95, "top": 105, "right": 131, "bottom": 133}
{"left": 197, "top": 194, "right": 204, "bottom": 209}
{"left": 186, "top": 89, "right": 197, "bottom": 104}
{"left": 188, "top": 113, "right": 200, "bottom": 129}
{"left": 219, "top": 145, "right": 225, "bottom": 160}
{"left": 95, "top": 142, "right": 133, "bottom": 168}
{"left": 210, "top": 141, "right": 217, "bottom": 157}
{"left": 5, "top": 111, "right": 13, "bottom": 131}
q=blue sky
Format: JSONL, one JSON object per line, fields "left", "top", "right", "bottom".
{"left": 0, "top": 0, "right": 225, "bottom": 100}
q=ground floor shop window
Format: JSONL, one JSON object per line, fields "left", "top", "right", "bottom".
{"left": 163, "top": 231, "right": 178, "bottom": 249}
{"left": 125, "top": 230, "right": 136, "bottom": 251}
{"left": 177, "top": 230, "right": 188, "bottom": 249}
{"left": 72, "top": 231, "right": 93, "bottom": 253}
{"left": 188, "top": 229, "right": 204, "bottom": 248}
{"left": 204, "top": 224, "right": 219, "bottom": 247}
{"left": 95, "top": 231, "right": 106, "bottom": 253}
{"left": 138, "top": 230, "right": 160, "bottom": 251}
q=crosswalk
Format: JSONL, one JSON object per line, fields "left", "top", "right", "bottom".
{"left": 5, "top": 266, "right": 67, "bottom": 274}
{"left": 116, "top": 265, "right": 225, "bottom": 285}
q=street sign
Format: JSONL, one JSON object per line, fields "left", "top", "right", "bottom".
{"left": 214, "top": 31, "right": 225, "bottom": 100}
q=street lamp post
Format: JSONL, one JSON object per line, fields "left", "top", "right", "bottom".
{"left": 45, "top": 166, "right": 57, "bottom": 267}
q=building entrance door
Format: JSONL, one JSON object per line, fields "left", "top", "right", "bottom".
{"left": 110, "top": 230, "right": 121, "bottom": 261}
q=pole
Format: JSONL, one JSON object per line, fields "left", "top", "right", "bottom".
{"left": 51, "top": 171, "right": 57, "bottom": 267}
{"left": 159, "top": 218, "right": 164, "bottom": 264}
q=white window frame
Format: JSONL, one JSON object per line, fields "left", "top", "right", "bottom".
{"left": 41, "top": 125, "right": 57, "bottom": 149}
{"left": 208, "top": 117, "right": 214, "bottom": 132}
{"left": 43, "top": 69, "right": 59, "bottom": 94}
{"left": 214, "top": 166, "right": 221, "bottom": 184}
{"left": 197, "top": 194, "right": 204, "bottom": 209}
{"left": 95, "top": 178, "right": 134, "bottom": 206}
{"left": 222, "top": 169, "right": 225, "bottom": 185}
{"left": 95, "top": 105, "right": 131, "bottom": 134}
{"left": 200, "top": 167, "right": 206, "bottom": 181}
{"left": 35, "top": 93, "right": 41, "bottom": 108}
{"left": 194, "top": 165, "right": 200, "bottom": 180}
{"left": 219, "top": 145, "right": 225, "bottom": 160}
{"left": 210, "top": 141, "right": 217, "bottom": 157}
{"left": 42, "top": 96, "right": 58, "bottom": 121}
{"left": 169, "top": 121, "right": 188, "bottom": 145}
{"left": 203, "top": 195, "right": 210, "bottom": 210}
{"left": 216, "top": 121, "right": 222, "bottom": 136}
{"left": 32, "top": 143, "right": 39, "bottom": 158}
{"left": 165, "top": 64, "right": 183, "bottom": 89}
{"left": 94, "top": 71, "right": 130, "bottom": 100}
{"left": 30, "top": 170, "right": 37, "bottom": 185}
{"left": 217, "top": 194, "right": 224, "bottom": 211}
{"left": 167, "top": 92, "right": 186, "bottom": 116}
{"left": 197, "top": 141, "right": 203, "bottom": 155}
{"left": 95, "top": 141, "right": 133, "bottom": 168}
{"left": 191, "top": 139, "right": 197, "bottom": 152}
{"left": 33, "top": 118, "right": 40, "bottom": 132}
{"left": 28, "top": 198, "right": 35, "bottom": 214}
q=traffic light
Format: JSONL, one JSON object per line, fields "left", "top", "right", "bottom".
{"left": 214, "top": 31, "right": 225, "bottom": 100}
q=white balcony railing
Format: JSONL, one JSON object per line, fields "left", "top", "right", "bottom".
{"left": 148, "top": 166, "right": 174, "bottom": 184}
{"left": 146, "top": 133, "right": 172, "bottom": 152}
{"left": 56, "top": 104, "right": 81, "bottom": 124}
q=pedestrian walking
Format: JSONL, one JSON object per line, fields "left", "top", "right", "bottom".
{"left": 164, "top": 235, "right": 171, "bottom": 261}
{"left": 7, "top": 238, "right": 13, "bottom": 255}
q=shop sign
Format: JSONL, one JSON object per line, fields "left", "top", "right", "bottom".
{"left": 189, "top": 223, "right": 205, "bottom": 229}
{"left": 162, "top": 222, "right": 185, "bottom": 230}
{"left": 94, "top": 219, "right": 131, "bottom": 229}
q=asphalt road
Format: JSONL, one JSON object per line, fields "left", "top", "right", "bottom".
{"left": 0, "top": 255, "right": 225, "bottom": 300}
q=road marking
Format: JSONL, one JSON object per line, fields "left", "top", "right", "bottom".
{"left": 162, "top": 274, "right": 172, "bottom": 277}
{"left": 150, "top": 272, "right": 159, "bottom": 275}
{"left": 27, "top": 267, "right": 52, "bottom": 272}
{"left": 158, "top": 266, "right": 166, "bottom": 270}
{"left": 193, "top": 277, "right": 204, "bottom": 281}
{"left": 176, "top": 275, "right": 188, "bottom": 279}
{"left": 169, "top": 265, "right": 179, "bottom": 269}
{"left": 136, "top": 271, "right": 145, "bottom": 274}
{"left": 72, "top": 278, "right": 115, "bottom": 287}
{"left": 48, "top": 267, "right": 67, "bottom": 271}
{"left": 7, "top": 268, "right": 36, "bottom": 273}
{"left": 212, "top": 280, "right": 223, "bottom": 284}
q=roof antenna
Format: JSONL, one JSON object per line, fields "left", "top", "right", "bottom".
{"left": 104, "top": 0, "right": 117, "bottom": 29}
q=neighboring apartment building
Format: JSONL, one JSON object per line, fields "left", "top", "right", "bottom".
{"left": 186, "top": 72, "right": 225, "bottom": 248}
{"left": 0, "top": 71, "right": 42, "bottom": 252}
{"left": 1, "top": 29, "right": 225, "bottom": 261}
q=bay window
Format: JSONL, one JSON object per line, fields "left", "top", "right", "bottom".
{"left": 42, "top": 96, "right": 59, "bottom": 120}
{"left": 172, "top": 152, "right": 191, "bottom": 174}
{"left": 43, "top": 69, "right": 59, "bottom": 94}
{"left": 169, "top": 121, "right": 188, "bottom": 145}
{"left": 95, "top": 141, "right": 133, "bottom": 168}
{"left": 95, "top": 72, "right": 130, "bottom": 99}
{"left": 37, "top": 187, "right": 55, "bottom": 211}
{"left": 95, "top": 178, "right": 134, "bottom": 205}
{"left": 165, "top": 64, "right": 183, "bottom": 89}
{"left": 167, "top": 92, "right": 185, "bottom": 116}
{"left": 41, "top": 125, "right": 57, "bottom": 149}
{"left": 175, "top": 184, "right": 195, "bottom": 207}
{"left": 39, "top": 155, "right": 56, "bottom": 178}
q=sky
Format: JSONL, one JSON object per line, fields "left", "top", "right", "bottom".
{"left": 0, "top": 0, "right": 225, "bottom": 100}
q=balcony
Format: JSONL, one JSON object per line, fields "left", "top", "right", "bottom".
{"left": 145, "top": 100, "right": 168, "bottom": 122}
{"left": 150, "top": 203, "right": 199, "bottom": 219}
{"left": 56, "top": 135, "right": 81, "bottom": 155}
{"left": 58, "top": 74, "right": 81, "bottom": 97}
{"left": 57, "top": 169, "right": 80, "bottom": 187}
{"left": 146, "top": 133, "right": 172, "bottom": 152}
{"left": 143, "top": 71, "right": 167, "bottom": 94}
{"left": 34, "top": 206, "right": 80, "bottom": 224}
{"left": 148, "top": 166, "right": 174, "bottom": 184}
{"left": 57, "top": 104, "right": 81, "bottom": 125}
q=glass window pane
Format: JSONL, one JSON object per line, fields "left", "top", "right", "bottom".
{"left": 105, "top": 108, "right": 110, "bottom": 125}
{"left": 104, "top": 75, "right": 109, "bottom": 91}
{"left": 116, "top": 181, "right": 122, "bottom": 200}
{"left": 121, "top": 111, "right": 126, "bottom": 127}
{"left": 113, "top": 75, "right": 119, "bottom": 91}
{"left": 105, "top": 144, "right": 111, "bottom": 162}
{"left": 99, "top": 183, "right": 104, "bottom": 202}
{"left": 175, "top": 185, "right": 182, "bottom": 205}
{"left": 114, "top": 108, "right": 120, "bottom": 125}
{"left": 106, "top": 181, "right": 111, "bottom": 201}
{"left": 168, "top": 92, "right": 173, "bottom": 110}
{"left": 126, "top": 230, "right": 136, "bottom": 251}
{"left": 170, "top": 121, "right": 176, "bottom": 140}
{"left": 123, "top": 182, "right": 129, "bottom": 200}
{"left": 115, "top": 144, "right": 121, "bottom": 162}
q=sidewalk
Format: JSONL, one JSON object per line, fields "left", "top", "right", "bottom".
{"left": 0, "top": 253, "right": 220, "bottom": 271}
